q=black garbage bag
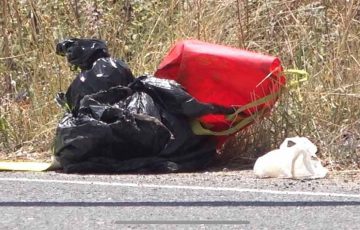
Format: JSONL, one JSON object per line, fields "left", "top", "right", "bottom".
{"left": 55, "top": 38, "right": 134, "bottom": 114}
{"left": 54, "top": 86, "right": 174, "bottom": 173}
{"left": 54, "top": 38, "right": 234, "bottom": 173}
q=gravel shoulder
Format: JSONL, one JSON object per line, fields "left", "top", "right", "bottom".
{"left": 1, "top": 169, "right": 360, "bottom": 229}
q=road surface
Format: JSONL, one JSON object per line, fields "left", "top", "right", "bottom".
{"left": 0, "top": 170, "right": 359, "bottom": 229}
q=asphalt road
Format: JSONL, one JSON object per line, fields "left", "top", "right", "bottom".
{"left": 0, "top": 170, "right": 359, "bottom": 230}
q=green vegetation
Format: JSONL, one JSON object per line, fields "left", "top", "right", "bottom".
{"left": 0, "top": 0, "right": 359, "bottom": 169}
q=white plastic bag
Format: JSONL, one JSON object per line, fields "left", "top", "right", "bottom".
{"left": 253, "top": 137, "right": 328, "bottom": 179}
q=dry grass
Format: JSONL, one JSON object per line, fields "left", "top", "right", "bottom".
{"left": 0, "top": 0, "right": 359, "bottom": 169}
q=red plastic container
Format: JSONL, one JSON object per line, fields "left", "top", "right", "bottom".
{"left": 155, "top": 40, "right": 285, "bottom": 141}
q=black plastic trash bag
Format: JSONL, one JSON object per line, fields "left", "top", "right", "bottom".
{"left": 54, "top": 38, "right": 234, "bottom": 173}
{"left": 56, "top": 38, "right": 134, "bottom": 114}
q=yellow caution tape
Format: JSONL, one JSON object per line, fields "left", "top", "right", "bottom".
{"left": 191, "top": 110, "right": 264, "bottom": 136}
{"left": 191, "top": 68, "right": 308, "bottom": 136}
{"left": 0, "top": 162, "right": 52, "bottom": 171}
{"left": 283, "top": 69, "right": 309, "bottom": 102}
{"left": 283, "top": 69, "right": 309, "bottom": 88}
{"left": 191, "top": 92, "right": 278, "bottom": 136}
{"left": 0, "top": 157, "right": 61, "bottom": 172}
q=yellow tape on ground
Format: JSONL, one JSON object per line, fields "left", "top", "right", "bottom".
{"left": 0, "top": 162, "right": 53, "bottom": 171}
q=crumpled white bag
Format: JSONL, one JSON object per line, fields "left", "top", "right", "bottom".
{"left": 253, "top": 137, "right": 328, "bottom": 179}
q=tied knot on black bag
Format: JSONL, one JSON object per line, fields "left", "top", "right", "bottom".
{"left": 56, "top": 38, "right": 110, "bottom": 71}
